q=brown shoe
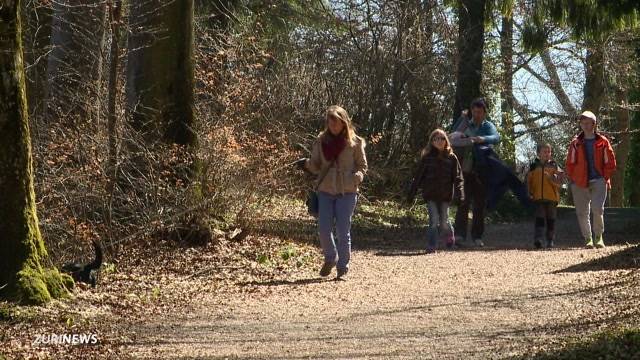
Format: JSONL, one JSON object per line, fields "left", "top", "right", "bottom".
{"left": 319, "top": 262, "right": 335, "bottom": 277}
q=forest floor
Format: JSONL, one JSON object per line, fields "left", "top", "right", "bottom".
{"left": 2, "top": 200, "right": 640, "bottom": 359}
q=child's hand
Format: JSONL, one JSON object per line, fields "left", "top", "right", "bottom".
{"left": 552, "top": 171, "right": 568, "bottom": 184}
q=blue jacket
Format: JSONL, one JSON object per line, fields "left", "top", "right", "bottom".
{"left": 473, "top": 145, "right": 532, "bottom": 211}
{"left": 450, "top": 116, "right": 501, "bottom": 173}
{"left": 451, "top": 116, "right": 501, "bottom": 145}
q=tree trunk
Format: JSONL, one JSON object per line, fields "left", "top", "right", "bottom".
{"left": 610, "top": 87, "right": 630, "bottom": 207}
{"left": 45, "top": 1, "right": 107, "bottom": 126}
{"left": 500, "top": 14, "right": 515, "bottom": 167}
{"left": 0, "top": 1, "right": 71, "bottom": 304}
{"left": 22, "top": 0, "right": 53, "bottom": 125}
{"left": 581, "top": 44, "right": 606, "bottom": 115}
{"left": 626, "top": 61, "right": 640, "bottom": 206}
{"left": 627, "top": 114, "right": 640, "bottom": 206}
{"left": 452, "top": 0, "right": 486, "bottom": 119}
{"left": 540, "top": 49, "right": 578, "bottom": 116}
{"left": 126, "top": 0, "right": 196, "bottom": 147}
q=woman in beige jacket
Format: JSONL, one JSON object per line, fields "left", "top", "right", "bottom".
{"left": 298, "top": 105, "right": 367, "bottom": 279}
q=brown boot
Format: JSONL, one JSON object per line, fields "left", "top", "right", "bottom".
{"left": 319, "top": 262, "right": 335, "bottom": 277}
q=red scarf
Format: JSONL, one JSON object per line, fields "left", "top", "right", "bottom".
{"left": 321, "top": 133, "right": 347, "bottom": 161}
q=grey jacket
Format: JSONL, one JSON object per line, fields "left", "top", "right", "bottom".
{"left": 305, "top": 135, "right": 367, "bottom": 195}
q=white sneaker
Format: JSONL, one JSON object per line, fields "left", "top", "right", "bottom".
{"left": 473, "top": 238, "right": 485, "bottom": 247}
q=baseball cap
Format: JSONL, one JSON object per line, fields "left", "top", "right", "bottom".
{"left": 579, "top": 110, "right": 596, "bottom": 122}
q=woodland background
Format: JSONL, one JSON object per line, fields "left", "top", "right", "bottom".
{"left": 1, "top": 0, "right": 640, "bottom": 358}
{"left": 17, "top": 0, "right": 639, "bottom": 261}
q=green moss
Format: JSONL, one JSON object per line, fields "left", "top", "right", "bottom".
{"left": 60, "top": 272, "right": 75, "bottom": 291}
{"left": 16, "top": 268, "right": 51, "bottom": 305}
{"left": 42, "top": 269, "right": 71, "bottom": 299}
{"left": 0, "top": 1, "right": 66, "bottom": 307}
{"left": 0, "top": 302, "right": 39, "bottom": 322}
{"left": 14, "top": 266, "right": 70, "bottom": 305}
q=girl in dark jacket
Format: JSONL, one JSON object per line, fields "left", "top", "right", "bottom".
{"left": 408, "top": 129, "right": 464, "bottom": 253}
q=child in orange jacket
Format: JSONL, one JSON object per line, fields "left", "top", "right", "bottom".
{"left": 527, "top": 143, "right": 565, "bottom": 248}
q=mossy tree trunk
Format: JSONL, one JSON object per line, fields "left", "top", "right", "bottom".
{"left": 0, "top": 0, "right": 72, "bottom": 305}
{"left": 126, "top": 0, "right": 196, "bottom": 147}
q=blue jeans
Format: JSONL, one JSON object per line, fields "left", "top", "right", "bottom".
{"left": 427, "top": 201, "right": 453, "bottom": 250}
{"left": 317, "top": 192, "right": 358, "bottom": 271}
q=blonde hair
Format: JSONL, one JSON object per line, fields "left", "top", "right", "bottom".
{"left": 322, "top": 105, "right": 357, "bottom": 146}
{"left": 421, "top": 129, "right": 453, "bottom": 158}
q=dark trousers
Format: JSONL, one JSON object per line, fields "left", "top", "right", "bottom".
{"left": 534, "top": 202, "right": 557, "bottom": 242}
{"left": 454, "top": 171, "right": 486, "bottom": 240}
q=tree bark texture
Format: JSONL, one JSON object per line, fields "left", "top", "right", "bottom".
{"left": 452, "top": 0, "right": 486, "bottom": 119}
{"left": 126, "top": 0, "right": 196, "bottom": 147}
{"left": 0, "top": 0, "right": 71, "bottom": 304}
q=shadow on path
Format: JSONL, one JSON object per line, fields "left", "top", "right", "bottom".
{"left": 253, "top": 207, "right": 640, "bottom": 254}
{"left": 555, "top": 245, "right": 640, "bottom": 273}
{"left": 239, "top": 277, "right": 329, "bottom": 287}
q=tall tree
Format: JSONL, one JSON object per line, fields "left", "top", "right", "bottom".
{"left": 626, "top": 43, "right": 640, "bottom": 206}
{"left": 126, "top": 0, "right": 196, "bottom": 147}
{"left": 528, "top": 1, "right": 638, "bottom": 41}
{"left": 22, "top": 0, "right": 53, "bottom": 123}
{"left": 627, "top": 106, "right": 640, "bottom": 206}
{"left": 500, "top": 12, "right": 515, "bottom": 166}
{"left": 525, "top": 0, "right": 640, "bottom": 207}
{"left": 452, "top": 0, "right": 487, "bottom": 119}
{"left": 611, "top": 86, "right": 631, "bottom": 206}
{"left": 581, "top": 43, "right": 606, "bottom": 115}
{"left": 0, "top": 0, "right": 71, "bottom": 304}
{"left": 45, "top": 1, "right": 108, "bottom": 126}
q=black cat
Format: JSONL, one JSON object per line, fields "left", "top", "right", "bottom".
{"left": 61, "top": 240, "right": 103, "bottom": 287}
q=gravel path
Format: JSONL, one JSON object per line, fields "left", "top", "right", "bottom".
{"left": 127, "top": 209, "right": 640, "bottom": 359}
